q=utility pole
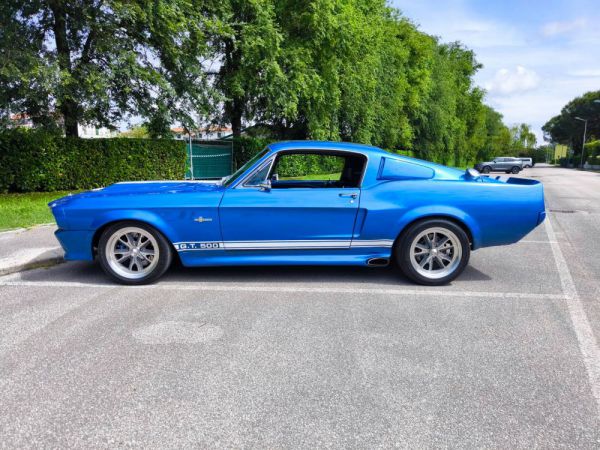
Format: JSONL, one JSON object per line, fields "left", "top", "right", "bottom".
{"left": 575, "top": 116, "right": 588, "bottom": 168}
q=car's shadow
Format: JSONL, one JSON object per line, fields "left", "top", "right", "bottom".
{"left": 16, "top": 260, "right": 492, "bottom": 286}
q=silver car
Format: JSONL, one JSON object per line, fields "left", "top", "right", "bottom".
{"left": 475, "top": 157, "right": 523, "bottom": 174}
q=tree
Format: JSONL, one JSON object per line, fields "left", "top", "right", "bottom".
{"left": 0, "top": 0, "right": 214, "bottom": 137}
{"left": 203, "top": 0, "right": 291, "bottom": 138}
{"left": 509, "top": 123, "right": 537, "bottom": 153}
{"left": 118, "top": 125, "right": 149, "bottom": 138}
{"left": 542, "top": 90, "right": 600, "bottom": 151}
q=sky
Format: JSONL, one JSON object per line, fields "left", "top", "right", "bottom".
{"left": 391, "top": 0, "right": 600, "bottom": 142}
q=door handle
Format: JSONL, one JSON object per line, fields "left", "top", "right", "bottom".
{"left": 339, "top": 193, "right": 358, "bottom": 199}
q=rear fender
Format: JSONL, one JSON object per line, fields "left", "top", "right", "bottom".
{"left": 395, "top": 205, "right": 482, "bottom": 249}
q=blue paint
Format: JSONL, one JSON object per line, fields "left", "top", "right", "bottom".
{"left": 49, "top": 141, "right": 545, "bottom": 267}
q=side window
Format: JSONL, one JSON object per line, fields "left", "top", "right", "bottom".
{"left": 269, "top": 152, "right": 365, "bottom": 188}
{"left": 244, "top": 161, "right": 272, "bottom": 186}
{"left": 274, "top": 154, "right": 345, "bottom": 182}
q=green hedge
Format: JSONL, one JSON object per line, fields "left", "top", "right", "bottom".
{"left": 232, "top": 136, "right": 272, "bottom": 171}
{"left": 0, "top": 129, "right": 186, "bottom": 192}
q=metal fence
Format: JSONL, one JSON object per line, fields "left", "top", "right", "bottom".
{"left": 185, "top": 139, "right": 233, "bottom": 179}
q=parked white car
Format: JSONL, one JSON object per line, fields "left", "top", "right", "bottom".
{"left": 518, "top": 157, "right": 534, "bottom": 168}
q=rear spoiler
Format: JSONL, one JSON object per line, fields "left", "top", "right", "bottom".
{"left": 464, "top": 168, "right": 541, "bottom": 185}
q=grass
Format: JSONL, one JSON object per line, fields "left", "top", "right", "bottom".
{"left": 0, "top": 191, "right": 75, "bottom": 231}
{"left": 281, "top": 172, "right": 341, "bottom": 181}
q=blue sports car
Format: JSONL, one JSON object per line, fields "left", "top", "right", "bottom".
{"left": 49, "top": 141, "right": 546, "bottom": 286}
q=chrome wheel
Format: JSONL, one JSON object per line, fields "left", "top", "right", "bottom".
{"left": 409, "top": 227, "right": 462, "bottom": 280}
{"left": 105, "top": 227, "right": 160, "bottom": 280}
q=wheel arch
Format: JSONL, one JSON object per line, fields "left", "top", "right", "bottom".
{"left": 394, "top": 211, "right": 478, "bottom": 250}
{"left": 91, "top": 213, "right": 179, "bottom": 259}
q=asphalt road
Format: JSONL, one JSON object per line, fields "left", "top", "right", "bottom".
{"left": 1, "top": 165, "right": 599, "bottom": 448}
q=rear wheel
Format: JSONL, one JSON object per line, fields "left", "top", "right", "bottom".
{"left": 511, "top": 166, "right": 520, "bottom": 174}
{"left": 98, "top": 221, "right": 173, "bottom": 285}
{"left": 396, "top": 219, "right": 470, "bottom": 286}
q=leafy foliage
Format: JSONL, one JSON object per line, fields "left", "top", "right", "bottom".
{"left": 2, "top": 0, "right": 531, "bottom": 167}
{"left": 207, "top": 0, "right": 519, "bottom": 166}
{"left": 543, "top": 91, "right": 600, "bottom": 152}
{"left": 0, "top": 129, "right": 185, "bottom": 192}
{"left": 0, "top": 0, "right": 215, "bottom": 137}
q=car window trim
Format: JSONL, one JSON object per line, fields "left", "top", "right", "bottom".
{"left": 262, "top": 149, "right": 368, "bottom": 188}
{"left": 233, "top": 154, "right": 277, "bottom": 189}
{"left": 238, "top": 156, "right": 277, "bottom": 188}
{"left": 232, "top": 148, "right": 369, "bottom": 190}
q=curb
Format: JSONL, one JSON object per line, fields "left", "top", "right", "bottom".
{"left": 0, "top": 223, "right": 56, "bottom": 236}
{"left": 0, "top": 249, "right": 65, "bottom": 277}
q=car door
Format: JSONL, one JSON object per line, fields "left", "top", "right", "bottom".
{"left": 218, "top": 151, "right": 363, "bottom": 250}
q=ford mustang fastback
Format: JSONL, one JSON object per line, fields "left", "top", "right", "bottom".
{"left": 49, "top": 141, "right": 546, "bottom": 285}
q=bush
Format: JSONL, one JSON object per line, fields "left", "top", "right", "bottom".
{"left": 588, "top": 155, "right": 600, "bottom": 166}
{"left": 232, "top": 136, "right": 272, "bottom": 170}
{"left": 0, "top": 128, "right": 186, "bottom": 192}
{"left": 584, "top": 140, "right": 600, "bottom": 157}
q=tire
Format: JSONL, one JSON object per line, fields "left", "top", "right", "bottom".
{"left": 511, "top": 166, "right": 520, "bottom": 174}
{"left": 395, "top": 219, "right": 470, "bottom": 286}
{"left": 481, "top": 166, "right": 491, "bottom": 174}
{"left": 98, "top": 221, "right": 173, "bottom": 285}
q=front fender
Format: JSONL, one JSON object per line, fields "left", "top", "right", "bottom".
{"left": 395, "top": 205, "right": 482, "bottom": 249}
{"left": 90, "top": 209, "right": 180, "bottom": 243}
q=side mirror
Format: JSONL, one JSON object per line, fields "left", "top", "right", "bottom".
{"left": 258, "top": 179, "right": 271, "bottom": 192}
{"left": 271, "top": 173, "right": 279, "bottom": 181}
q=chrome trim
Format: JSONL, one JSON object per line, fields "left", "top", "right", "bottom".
{"left": 238, "top": 156, "right": 277, "bottom": 189}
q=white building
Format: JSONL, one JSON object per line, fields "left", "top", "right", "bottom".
{"left": 77, "top": 123, "right": 118, "bottom": 139}
{"left": 171, "top": 125, "right": 233, "bottom": 140}
{"left": 9, "top": 113, "right": 117, "bottom": 139}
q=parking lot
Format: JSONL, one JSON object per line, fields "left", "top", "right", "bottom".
{"left": 1, "top": 165, "right": 599, "bottom": 448}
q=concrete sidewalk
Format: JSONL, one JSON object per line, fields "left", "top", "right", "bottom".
{"left": 0, "top": 225, "right": 64, "bottom": 275}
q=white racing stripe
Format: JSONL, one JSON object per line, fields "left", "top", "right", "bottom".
{"left": 0, "top": 279, "right": 566, "bottom": 300}
{"left": 173, "top": 239, "right": 394, "bottom": 251}
{"left": 545, "top": 215, "right": 600, "bottom": 416}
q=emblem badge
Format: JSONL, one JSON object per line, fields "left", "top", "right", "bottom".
{"left": 194, "top": 216, "right": 213, "bottom": 223}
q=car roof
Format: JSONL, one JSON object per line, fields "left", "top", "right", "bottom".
{"left": 267, "top": 140, "right": 389, "bottom": 157}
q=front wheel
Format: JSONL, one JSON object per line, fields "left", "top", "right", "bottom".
{"left": 395, "top": 219, "right": 470, "bottom": 286}
{"left": 98, "top": 221, "right": 173, "bottom": 285}
{"left": 481, "top": 166, "right": 491, "bottom": 174}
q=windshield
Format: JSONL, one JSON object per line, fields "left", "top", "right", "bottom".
{"left": 223, "top": 148, "right": 269, "bottom": 187}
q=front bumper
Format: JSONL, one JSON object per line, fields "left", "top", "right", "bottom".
{"left": 54, "top": 229, "right": 95, "bottom": 261}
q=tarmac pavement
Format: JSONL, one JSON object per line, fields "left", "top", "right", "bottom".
{"left": 0, "top": 165, "right": 599, "bottom": 448}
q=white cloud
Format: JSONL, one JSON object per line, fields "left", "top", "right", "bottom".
{"left": 541, "top": 18, "right": 587, "bottom": 37}
{"left": 485, "top": 66, "right": 541, "bottom": 95}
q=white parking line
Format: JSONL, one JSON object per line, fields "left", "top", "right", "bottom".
{"left": 0, "top": 279, "right": 566, "bottom": 300}
{"left": 545, "top": 215, "right": 600, "bottom": 416}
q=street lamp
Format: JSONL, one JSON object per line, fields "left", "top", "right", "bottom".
{"left": 574, "top": 116, "right": 588, "bottom": 168}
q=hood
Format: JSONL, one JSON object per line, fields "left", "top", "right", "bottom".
{"left": 97, "top": 180, "right": 223, "bottom": 195}
{"left": 49, "top": 180, "right": 223, "bottom": 208}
